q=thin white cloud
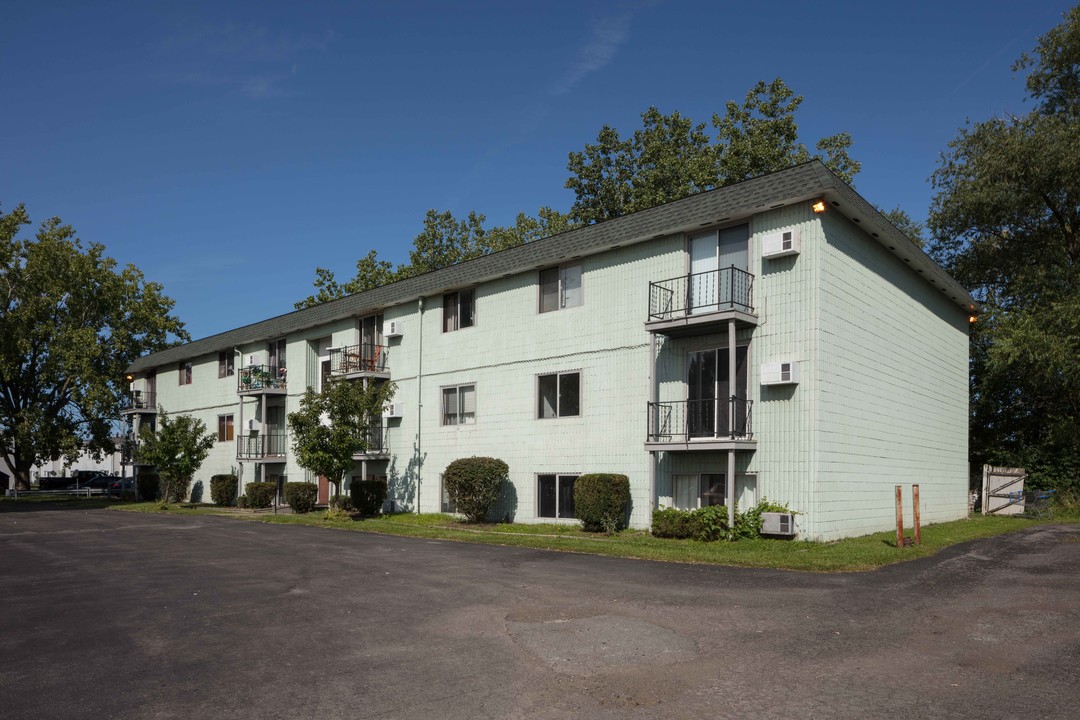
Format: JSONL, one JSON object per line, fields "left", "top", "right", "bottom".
{"left": 550, "top": 13, "right": 634, "bottom": 96}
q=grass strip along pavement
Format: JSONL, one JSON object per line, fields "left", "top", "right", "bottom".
{"left": 104, "top": 502, "right": 1080, "bottom": 573}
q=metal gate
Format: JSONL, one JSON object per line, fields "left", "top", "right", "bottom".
{"left": 981, "top": 465, "right": 1026, "bottom": 515}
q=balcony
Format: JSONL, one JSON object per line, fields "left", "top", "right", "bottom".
{"left": 646, "top": 266, "right": 757, "bottom": 336}
{"left": 353, "top": 425, "right": 390, "bottom": 460}
{"left": 237, "top": 434, "right": 288, "bottom": 461}
{"left": 329, "top": 344, "right": 390, "bottom": 379}
{"left": 120, "top": 390, "right": 157, "bottom": 415}
{"left": 238, "top": 365, "right": 288, "bottom": 395}
{"left": 645, "top": 397, "right": 756, "bottom": 451}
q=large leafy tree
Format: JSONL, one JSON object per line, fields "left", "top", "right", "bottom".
{"left": 0, "top": 205, "right": 188, "bottom": 489}
{"left": 137, "top": 410, "right": 216, "bottom": 503}
{"left": 565, "top": 78, "right": 861, "bottom": 224}
{"left": 928, "top": 6, "right": 1080, "bottom": 489}
{"left": 288, "top": 378, "right": 396, "bottom": 501}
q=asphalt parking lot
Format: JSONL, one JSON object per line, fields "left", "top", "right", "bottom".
{"left": 1, "top": 506, "right": 1078, "bottom": 719}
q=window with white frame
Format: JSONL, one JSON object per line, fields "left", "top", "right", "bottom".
{"left": 217, "top": 414, "right": 234, "bottom": 442}
{"left": 178, "top": 361, "right": 192, "bottom": 385}
{"left": 538, "top": 474, "right": 577, "bottom": 519}
{"left": 537, "top": 371, "right": 580, "bottom": 419}
{"left": 442, "top": 289, "right": 475, "bottom": 332}
{"left": 440, "top": 475, "right": 458, "bottom": 514}
{"left": 671, "top": 473, "right": 725, "bottom": 510}
{"left": 442, "top": 384, "right": 476, "bottom": 426}
{"left": 218, "top": 351, "right": 234, "bottom": 378}
{"left": 538, "top": 264, "right": 582, "bottom": 313}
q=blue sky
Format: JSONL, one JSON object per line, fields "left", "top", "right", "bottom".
{"left": 1, "top": 1, "right": 1072, "bottom": 340}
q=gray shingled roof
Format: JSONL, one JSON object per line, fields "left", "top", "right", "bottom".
{"left": 127, "top": 161, "right": 976, "bottom": 373}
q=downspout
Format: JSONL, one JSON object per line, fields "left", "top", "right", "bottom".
{"left": 728, "top": 318, "right": 736, "bottom": 530}
{"left": 416, "top": 297, "right": 424, "bottom": 514}
{"left": 648, "top": 332, "right": 657, "bottom": 522}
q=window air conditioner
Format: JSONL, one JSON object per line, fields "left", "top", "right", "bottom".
{"left": 383, "top": 403, "right": 403, "bottom": 419}
{"left": 248, "top": 418, "right": 260, "bottom": 432}
{"left": 761, "top": 361, "right": 799, "bottom": 385}
{"left": 385, "top": 320, "right": 404, "bottom": 338}
{"left": 762, "top": 229, "right": 801, "bottom": 258}
{"left": 761, "top": 512, "right": 796, "bottom": 536}
{"left": 246, "top": 354, "right": 261, "bottom": 367}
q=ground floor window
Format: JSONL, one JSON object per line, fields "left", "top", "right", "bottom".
{"left": 672, "top": 473, "right": 725, "bottom": 510}
{"left": 440, "top": 475, "right": 458, "bottom": 514}
{"left": 538, "top": 474, "right": 577, "bottom": 519}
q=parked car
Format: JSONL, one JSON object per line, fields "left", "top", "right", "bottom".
{"left": 65, "top": 475, "right": 116, "bottom": 491}
{"left": 107, "top": 478, "right": 135, "bottom": 497}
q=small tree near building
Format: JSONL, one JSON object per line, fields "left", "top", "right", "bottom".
{"left": 288, "top": 379, "right": 395, "bottom": 505}
{"left": 136, "top": 410, "right": 215, "bottom": 504}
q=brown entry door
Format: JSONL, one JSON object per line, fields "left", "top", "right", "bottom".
{"left": 317, "top": 476, "right": 330, "bottom": 505}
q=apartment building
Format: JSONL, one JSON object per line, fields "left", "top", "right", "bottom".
{"left": 123, "top": 162, "right": 976, "bottom": 540}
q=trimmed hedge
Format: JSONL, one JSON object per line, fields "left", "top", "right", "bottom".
{"left": 244, "top": 481, "right": 275, "bottom": 509}
{"left": 136, "top": 473, "right": 160, "bottom": 501}
{"left": 443, "top": 456, "right": 508, "bottom": 523}
{"left": 284, "top": 482, "right": 318, "bottom": 513}
{"left": 350, "top": 479, "right": 388, "bottom": 516}
{"left": 330, "top": 494, "right": 352, "bottom": 512}
{"left": 574, "top": 474, "right": 630, "bottom": 533}
{"left": 210, "top": 474, "right": 238, "bottom": 506}
{"left": 652, "top": 505, "right": 729, "bottom": 542}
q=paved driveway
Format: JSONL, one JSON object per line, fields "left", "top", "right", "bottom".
{"left": 1, "top": 507, "right": 1078, "bottom": 719}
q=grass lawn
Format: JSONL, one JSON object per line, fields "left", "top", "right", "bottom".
{"left": 111, "top": 502, "right": 1080, "bottom": 572}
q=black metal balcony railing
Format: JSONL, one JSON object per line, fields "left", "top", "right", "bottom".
{"left": 121, "top": 390, "right": 157, "bottom": 412}
{"left": 236, "top": 434, "right": 288, "bottom": 459}
{"left": 330, "top": 344, "right": 389, "bottom": 375}
{"left": 355, "top": 425, "right": 389, "bottom": 455}
{"left": 648, "top": 266, "right": 754, "bottom": 321}
{"left": 238, "top": 365, "right": 287, "bottom": 392}
{"left": 647, "top": 397, "right": 753, "bottom": 443}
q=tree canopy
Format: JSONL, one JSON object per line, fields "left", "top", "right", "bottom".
{"left": 0, "top": 204, "right": 188, "bottom": 488}
{"left": 287, "top": 378, "right": 395, "bottom": 500}
{"left": 137, "top": 409, "right": 216, "bottom": 503}
{"left": 929, "top": 7, "right": 1080, "bottom": 489}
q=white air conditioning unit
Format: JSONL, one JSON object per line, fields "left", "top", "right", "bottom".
{"left": 248, "top": 418, "right": 260, "bottom": 432}
{"left": 383, "top": 403, "right": 403, "bottom": 419}
{"left": 246, "top": 352, "right": 265, "bottom": 367}
{"left": 761, "top": 361, "right": 799, "bottom": 385}
{"left": 762, "top": 229, "right": 801, "bottom": 258}
{"left": 761, "top": 512, "right": 796, "bottom": 536}
{"left": 385, "top": 320, "right": 404, "bottom": 338}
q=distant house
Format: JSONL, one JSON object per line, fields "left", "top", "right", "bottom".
{"left": 124, "top": 162, "right": 975, "bottom": 540}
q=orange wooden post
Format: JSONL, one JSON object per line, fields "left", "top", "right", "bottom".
{"left": 895, "top": 485, "right": 904, "bottom": 549}
{"left": 913, "top": 484, "right": 921, "bottom": 545}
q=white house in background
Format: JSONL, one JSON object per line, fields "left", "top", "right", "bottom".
{"left": 123, "top": 162, "right": 977, "bottom": 541}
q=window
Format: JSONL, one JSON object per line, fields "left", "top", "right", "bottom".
{"left": 672, "top": 473, "right": 725, "bottom": 510}
{"left": 217, "top": 415, "right": 234, "bottom": 442}
{"left": 442, "top": 384, "right": 476, "bottom": 426}
{"left": 443, "top": 289, "right": 475, "bottom": 332}
{"left": 218, "top": 351, "right": 234, "bottom": 378}
{"left": 538, "top": 372, "right": 580, "bottom": 419}
{"left": 268, "top": 339, "right": 287, "bottom": 370}
{"left": 539, "top": 264, "right": 582, "bottom": 313}
{"left": 538, "top": 474, "right": 577, "bottom": 518}
{"left": 178, "top": 361, "right": 192, "bottom": 385}
{"left": 440, "top": 475, "right": 458, "bottom": 514}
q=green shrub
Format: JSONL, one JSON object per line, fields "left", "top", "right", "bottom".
{"left": 284, "top": 482, "right": 318, "bottom": 513}
{"left": 651, "top": 505, "right": 729, "bottom": 541}
{"left": 574, "top": 474, "right": 630, "bottom": 533}
{"left": 443, "top": 456, "right": 508, "bottom": 523}
{"left": 245, "top": 481, "right": 275, "bottom": 509}
{"left": 210, "top": 474, "right": 238, "bottom": 507}
{"left": 330, "top": 494, "right": 353, "bottom": 512}
{"left": 350, "top": 479, "right": 388, "bottom": 516}
{"left": 136, "top": 473, "right": 160, "bottom": 501}
{"left": 237, "top": 495, "right": 249, "bottom": 509}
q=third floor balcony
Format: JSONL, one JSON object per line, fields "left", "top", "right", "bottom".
{"left": 646, "top": 266, "right": 757, "bottom": 336}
